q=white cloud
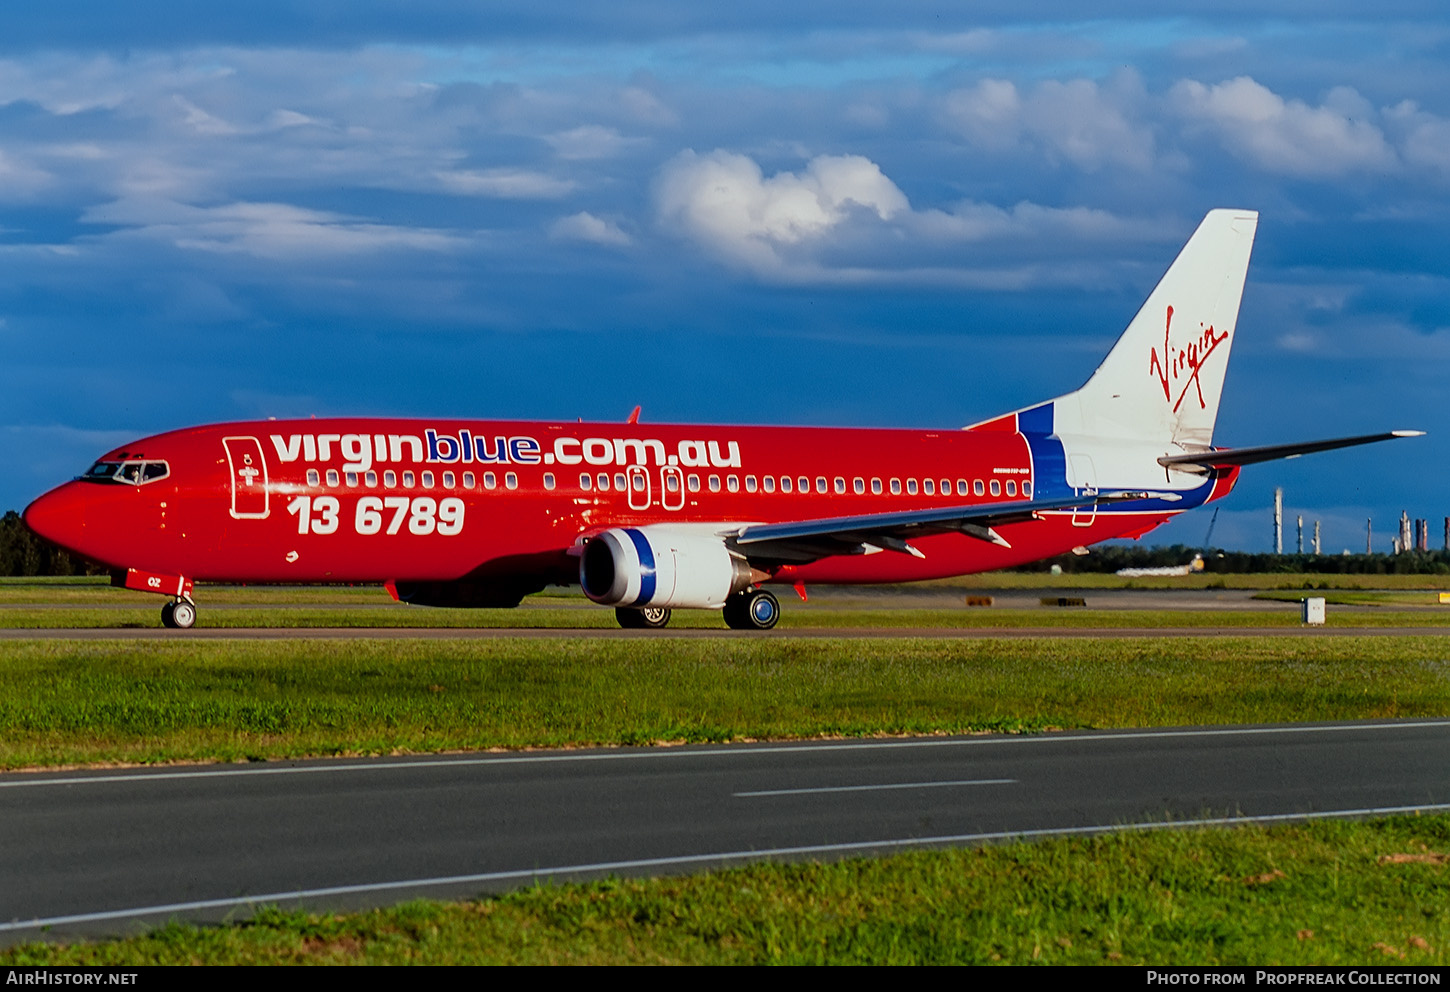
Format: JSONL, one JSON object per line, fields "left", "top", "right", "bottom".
{"left": 433, "top": 168, "right": 577, "bottom": 198}
{"left": 173, "top": 95, "right": 239, "bottom": 136}
{"left": 550, "top": 211, "right": 631, "bottom": 246}
{"left": 941, "top": 74, "right": 1155, "bottom": 172}
{"left": 545, "top": 125, "right": 637, "bottom": 160}
{"left": 653, "top": 148, "right": 1163, "bottom": 286}
{"left": 655, "top": 150, "right": 908, "bottom": 273}
{"left": 81, "top": 197, "right": 464, "bottom": 259}
{"left": 0, "top": 149, "right": 52, "bottom": 199}
{"left": 1170, "top": 77, "right": 1396, "bottom": 177}
{"left": 1385, "top": 100, "right": 1450, "bottom": 179}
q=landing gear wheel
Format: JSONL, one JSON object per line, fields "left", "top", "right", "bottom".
{"left": 723, "top": 589, "right": 780, "bottom": 630}
{"left": 616, "top": 606, "right": 671, "bottom": 629}
{"left": 162, "top": 600, "right": 196, "bottom": 629}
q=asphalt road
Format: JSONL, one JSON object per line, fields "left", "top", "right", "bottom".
{"left": 4, "top": 719, "right": 1449, "bottom": 943}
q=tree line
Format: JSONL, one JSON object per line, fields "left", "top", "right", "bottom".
{"left": 1028, "top": 543, "right": 1450, "bottom": 575}
{"left": 0, "top": 510, "right": 104, "bottom": 577}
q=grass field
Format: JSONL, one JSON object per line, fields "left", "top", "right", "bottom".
{"left": 4, "top": 815, "right": 1447, "bottom": 965}
{"left": 4, "top": 576, "right": 1448, "bottom": 963}
{"left": 2, "top": 634, "right": 1448, "bottom": 768}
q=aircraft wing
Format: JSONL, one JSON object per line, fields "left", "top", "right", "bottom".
{"left": 728, "top": 491, "right": 1164, "bottom": 564}
{"left": 1157, "top": 430, "right": 1424, "bottom": 472}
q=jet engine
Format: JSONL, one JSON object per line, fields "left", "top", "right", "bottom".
{"left": 580, "top": 526, "right": 761, "bottom": 609}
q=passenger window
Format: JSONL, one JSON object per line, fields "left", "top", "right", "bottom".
{"left": 957, "top": 479, "right": 968, "bottom": 496}
{"left": 307, "top": 469, "right": 320, "bottom": 487}
{"left": 383, "top": 470, "right": 396, "bottom": 488}
{"left": 780, "top": 476, "right": 793, "bottom": 493}
{"left": 543, "top": 473, "right": 555, "bottom": 491}
{"left": 923, "top": 479, "right": 935, "bottom": 495}
{"left": 853, "top": 478, "right": 864, "bottom": 495}
{"left": 871, "top": 478, "right": 882, "bottom": 495}
{"left": 365, "top": 471, "right": 378, "bottom": 487}
{"left": 1006, "top": 480, "right": 1017, "bottom": 496}
{"left": 463, "top": 472, "right": 475, "bottom": 489}
{"left": 941, "top": 479, "right": 950, "bottom": 495}
{"left": 815, "top": 477, "right": 827, "bottom": 494}
{"left": 907, "top": 479, "right": 918, "bottom": 495}
{"left": 580, "top": 473, "right": 592, "bottom": 491}
{"left": 745, "top": 476, "right": 757, "bottom": 493}
{"left": 727, "top": 475, "right": 739, "bottom": 492}
{"left": 666, "top": 474, "right": 680, "bottom": 493}
{"left": 890, "top": 478, "right": 901, "bottom": 495}
{"left": 709, "top": 475, "right": 721, "bottom": 492}
{"left": 326, "top": 469, "right": 340, "bottom": 487}
{"left": 483, "top": 472, "right": 495, "bottom": 490}
{"left": 506, "top": 472, "right": 519, "bottom": 490}
{"left": 990, "top": 479, "right": 1001, "bottom": 497}
{"left": 1023, "top": 480, "right": 1032, "bottom": 497}
{"left": 688, "top": 474, "right": 700, "bottom": 492}
{"left": 597, "top": 473, "right": 609, "bottom": 491}
{"left": 973, "top": 480, "right": 984, "bottom": 496}
{"left": 833, "top": 478, "right": 846, "bottom": 494}
{"left": 614, "top": 473, "right": 626, "bottom": 491}
{"left": 402, "top": 471, "right": 415, "bottom": 488}
{"left": 442, "top": 471, "right": 455, "bottom": 489}
{"left": 798, "top": 476, "right": 810, "bottom": 493}
{"left": 422, "top": 471, "right": 435, "bottom": 489}
{"left": 345, "top": 472, "right": 358, "bottom": 487}
{"left": 763, "top": 476, "right": 775, "bottom": 493}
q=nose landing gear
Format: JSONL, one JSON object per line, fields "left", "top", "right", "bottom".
{"left": 112, "top": 567, "right": 196, "bottom": 629}
{"left": 161, "top": 598, "right": 197, "bottom": 629}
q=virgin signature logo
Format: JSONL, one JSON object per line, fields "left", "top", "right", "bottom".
{"left": 1149, "top": 305, "right": 1228, "bottom": 413}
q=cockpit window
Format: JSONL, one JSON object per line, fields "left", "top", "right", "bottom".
{"left": 82, "top": 460, "right": 170, "bottom": 485}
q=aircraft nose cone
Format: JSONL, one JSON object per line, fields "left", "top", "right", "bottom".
{"left": 23, "top": 482, "right": 88, "bottom": 550}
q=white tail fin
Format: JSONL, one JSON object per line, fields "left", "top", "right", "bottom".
{"left": 1053, "top": 209, "right": 1258, "bottom": 448}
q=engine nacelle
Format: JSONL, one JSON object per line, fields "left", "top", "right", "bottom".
{"left": 580, "top": 526, "right": 758, "bottom": 609}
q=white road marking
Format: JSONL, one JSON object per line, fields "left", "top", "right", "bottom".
{"left": 2, "top": 719, "right": 1448, "bottom": 789}
{"left": 734, "top": 778, "right": 1016, "bottom": 797}
{"left": 5, "top": 800, "right": 1450, "bottom": 934}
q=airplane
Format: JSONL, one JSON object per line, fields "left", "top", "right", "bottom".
{"left": 22, "top": 208, "right": 1423, "bottom": 630}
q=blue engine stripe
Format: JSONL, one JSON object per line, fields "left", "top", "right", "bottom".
{"left": 624, "top": 528, "right": 656, "bottom": 606}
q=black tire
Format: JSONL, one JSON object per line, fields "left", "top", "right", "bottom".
{"left": 616, "top": 606, "right": 671, "bottom": 629}
{"left": 160, "top": 602, "right": 176, "bottom": 628}
{"left": 723, "top": 589, "right": 780, "bottom": 630}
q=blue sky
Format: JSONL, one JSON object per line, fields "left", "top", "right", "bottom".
{"left": 2, "top": 3, "right": 1448, "bottom": 553}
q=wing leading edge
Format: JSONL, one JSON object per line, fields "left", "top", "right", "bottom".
{"left": 728, "top": 491, "right": 1175, "bottom": 564}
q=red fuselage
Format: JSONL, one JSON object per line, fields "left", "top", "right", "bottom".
{"left": 23, "top": 417, "right": 1235, "bottom": 594}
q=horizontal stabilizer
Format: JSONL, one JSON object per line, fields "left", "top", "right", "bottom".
{"left": 1157, "top": 430, "right": 1424, "bottom": 471}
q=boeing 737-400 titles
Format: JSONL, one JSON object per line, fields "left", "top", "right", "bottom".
{"left": 23, "top": 210, "right": 1423, "bottom": 629}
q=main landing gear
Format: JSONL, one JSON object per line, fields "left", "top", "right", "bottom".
{"left": 723, "top": 588, "right": 780, "bottom": 630}
{"left": 161, "top": 599, "right": 197, "bottom": 629}
{"left": 615, "top": 605, "right": 672, "bottom": 629}
{"left": 612, "top": 588, "right": 782, "bottom": 630}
